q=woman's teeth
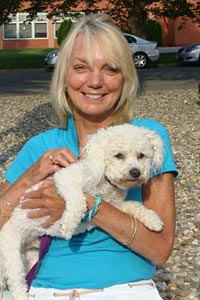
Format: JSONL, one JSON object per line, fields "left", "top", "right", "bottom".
{"left": 85, "top": 94, "right": 103, "bottom": 99}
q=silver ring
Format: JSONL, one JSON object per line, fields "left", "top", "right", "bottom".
{"left": 6, "top": 201, "right": 13, "bottom": 207}
{"left": 49, "top": 155, "right": 54, "bottom": 162}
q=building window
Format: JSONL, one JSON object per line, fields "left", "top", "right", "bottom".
{"left": 3, "top": 13, "right": 47, "bottom": 39}
{"left": 19, "top": 23, "right": 31, "bottom": 38}
{"left": 4, "top": 24, "right": 17, "bottom": 38}
{"left": 35, "top": 23, "right": 47, "bottom": 38}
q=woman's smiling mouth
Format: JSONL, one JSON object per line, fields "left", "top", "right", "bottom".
{"left": 84, "top": 93, "right": 106, "bottom": 100}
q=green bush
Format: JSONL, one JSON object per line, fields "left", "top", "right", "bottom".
{"left": 146, "top": 19, "right": 163, "bottom": 46}
{"left": 120, "top": 26, "right": 132, "bottom": 34}
{"left": 57, "top": 19, "right": 73, "bottom": 46}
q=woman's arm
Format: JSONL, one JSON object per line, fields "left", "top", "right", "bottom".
{"left": 0, "top": 181, "right": 11, "bottom": 197}
{"left": 85, "top": 172, "right": 176, "bottom": 265}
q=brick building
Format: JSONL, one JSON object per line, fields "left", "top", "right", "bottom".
{"left": 0, "top": 1, "right": 199, "bottom": 50}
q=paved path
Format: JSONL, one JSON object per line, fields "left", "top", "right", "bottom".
{"left": 137, "top": 65, "right": 199, "bottom": 91}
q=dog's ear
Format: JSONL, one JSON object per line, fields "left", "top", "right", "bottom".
{"left": 148, "top": 131, "right": 164, "bottom": 172}
{"left": 82, "top": 129, "right": 108, "bottom": 187}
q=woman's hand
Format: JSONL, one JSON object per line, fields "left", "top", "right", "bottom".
{"left": 0, "top": 148, "right": 77, "bottom": 229}
{"left": 20, "top": 148, "right": 78, "bottom": 188}
{"left": 20, "top": 179, "right": 66, "bottom": 228}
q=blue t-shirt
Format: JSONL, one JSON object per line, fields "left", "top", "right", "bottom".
{"left": 5, "top": 116, "right": 178, "bottom": 289}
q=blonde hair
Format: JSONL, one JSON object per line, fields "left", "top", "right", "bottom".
{"left": 51, "top": 13, "right": 139, "bottom": 128}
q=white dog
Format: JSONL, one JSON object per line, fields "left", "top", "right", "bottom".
{"left": 0, "top": 124, "right": 164, "bottom": 300}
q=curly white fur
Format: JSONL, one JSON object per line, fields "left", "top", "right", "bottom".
{"left": 0, "top": 124, "right": 164, "bottom": 300}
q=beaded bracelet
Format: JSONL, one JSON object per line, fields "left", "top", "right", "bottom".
{"left": 121, "top": 214, "right": 138, "bottom": 246}
{"left": 83, "top": 194, "right": 103, "bottom": 222}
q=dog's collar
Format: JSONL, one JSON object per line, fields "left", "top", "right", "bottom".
{"left": 105, "top": 176, "right": 119, "bottom": 189}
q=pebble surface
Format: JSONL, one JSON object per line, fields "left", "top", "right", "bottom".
{"left": 0, "top": 88, "right": 199, "bottom": 300}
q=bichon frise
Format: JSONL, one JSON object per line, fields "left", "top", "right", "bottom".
{"left": 0, "top": 124, "right": 164, "bottom": 300}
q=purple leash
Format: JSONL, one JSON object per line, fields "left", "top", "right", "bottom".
{"left": 26, "top": 235, "right": 52, "bottom": 289}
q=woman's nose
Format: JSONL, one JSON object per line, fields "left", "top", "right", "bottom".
{"left": 87, "top": 69, "right": 103, "bottom": 88}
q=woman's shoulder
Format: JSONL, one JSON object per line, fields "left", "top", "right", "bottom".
{"left": 132, "top": 118, "right": 168, "bottom": 136}
{"left": 26, "top": 128, "right": 66, "bottom": 147}
{"left": 132, "top": 118, "right": 165, "bottom": 129}
{"left": 30, "top": 127, "right": 65, "bottom": 139}
{"left": 4, "top": 128, "right": 69, "bottom": 183}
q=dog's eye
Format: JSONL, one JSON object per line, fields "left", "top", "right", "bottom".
{"left": 114, "top": 153, "right": 124, "bottom": 159}
{"left": 138, "top": 153, "right": 145, "bottom": 159}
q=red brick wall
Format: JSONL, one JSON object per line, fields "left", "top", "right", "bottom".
{"left": 158, "top": 16, "right": 200, "bottom": 46}
{"left": 174, "top": 19, "right": 200, "bottom": 46}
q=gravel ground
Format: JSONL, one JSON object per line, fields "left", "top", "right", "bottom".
{"left": 0, "top": 88, "right": 199, "bottom": 300}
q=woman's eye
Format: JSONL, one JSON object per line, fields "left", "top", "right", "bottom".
{"left": 138, "top": 153, "right": 145, "bottom": 159}
{"left": 105, "top": 65, "right": 120, "bottom": 75}
{"left": 73, "top": 65, "right": 87, "bottom": 72}
{"left": 114, "top": 153, "right": 124, "bottom": 159}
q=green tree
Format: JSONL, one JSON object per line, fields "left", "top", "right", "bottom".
{"left": 0, "top": 0, "right": 88, "bottom": 24}
{"left": 57, "top": 18, "right": 72, "bottom": 46}
{"left": 0, "top": 0, "right": 199, "bottom": 38}
{"left": 0, "top": 0, "right": 23, "bottom": 24}
{"left": 93, "top": 0, "right": 200, "bottom": 37}
{"left": 146, "top": 19, "right": 163, "bottom": 46}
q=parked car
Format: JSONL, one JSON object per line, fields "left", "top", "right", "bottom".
{"left": 44, "top": 50, "right": 59, "bottom": 69}
{"left": 44, "top": 33, "right": 159, "bottom": 69}
{"left": 123, "top": 33, "right": 159, "bottom": 68}
{"left": 177, "top": 43, "right": 200, "bottom": 65}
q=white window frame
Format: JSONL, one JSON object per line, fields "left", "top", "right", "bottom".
{"left": 3, "top": 13, "right": 48, "bottom": 40}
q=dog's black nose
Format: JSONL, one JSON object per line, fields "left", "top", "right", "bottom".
{"left": 129, "top": 168, "right": 141, "bottom": 178}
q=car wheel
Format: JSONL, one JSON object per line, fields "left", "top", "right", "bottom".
{"left": 133, "top": 52, "right": 149, "bottom": 68}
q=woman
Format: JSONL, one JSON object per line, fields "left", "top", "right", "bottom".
{"left": 0, "top": 13, "right": 177, "bottom": 300}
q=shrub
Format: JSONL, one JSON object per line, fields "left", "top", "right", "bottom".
{"left": 57, "top": 19, "right": 73, "bottom": 46}
{"left": 146, "top": 19, "right": 163, "bottom": 46}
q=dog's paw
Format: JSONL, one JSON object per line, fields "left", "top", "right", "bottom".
{"left": 142, "top": 210, "right": 164, "bottom": 232}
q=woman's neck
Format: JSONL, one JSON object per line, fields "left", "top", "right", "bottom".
{"left": 73, "top": 113, "right": 113, "bottom": 150}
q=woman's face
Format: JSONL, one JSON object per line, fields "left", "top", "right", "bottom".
{"left": 66, "top": 34, "right": 123, "bottom": 123}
